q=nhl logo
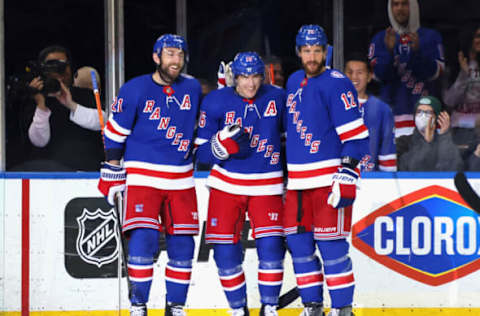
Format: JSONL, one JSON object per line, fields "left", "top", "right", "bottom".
{"left": 76, "top": 208, "right": 120, "bottom": 268}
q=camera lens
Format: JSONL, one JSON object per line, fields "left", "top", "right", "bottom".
{"left": 42, "top": 78, "right": 61, "bottom": 95}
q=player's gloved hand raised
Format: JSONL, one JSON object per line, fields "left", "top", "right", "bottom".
{"left": 211, "top": 124, "right": 251, "bottom": 160}
{"left": 327, "top": 166, "right": 359, "bottom": 209}
{"left": 217, "top": 61, "right": 234, "bottom": 89}
{"left": 98, "top": 162, "right": 126, "bottom": 206}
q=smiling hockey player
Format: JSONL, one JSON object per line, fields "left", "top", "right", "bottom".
{"left": 284, "top": 25, "right": 369, "bottom": 316}
{"left": 98, "top": 33, "right": 202, "bottom": 316}
{"left": 195, "top": 52, "right": 287, "bottom": 316}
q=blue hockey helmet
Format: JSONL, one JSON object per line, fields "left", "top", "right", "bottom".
{"left": 295, "top": 24, "right": 327, "bottom": 54}
{"left": 153, "top": 34, "right": 189, "bottom": 61}
{"left": 231, "top": 52, "right": 265, "bottom": 77}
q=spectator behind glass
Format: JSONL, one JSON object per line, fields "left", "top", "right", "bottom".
{"left": 396, "top": 96, "right": 464, "bottom": 171}
{"left": 21, "top": 45, "right": 104, "bottom": 171}
{"left": 368, "top": 0, "right": 445, "bottom": 138}
{"left": 443, "top": 25, "right": 480, "bottom": 155}
{"left": 263, "top": 55, "right": 285, "bottom": 88}
{"left": 344, "top": 53, "right": 397, "bottom": 172}
{"left": 466, "top": 116, "right": 480, "bottom": 171}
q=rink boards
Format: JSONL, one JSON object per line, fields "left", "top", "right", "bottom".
{"left": 1, "top": 172, "right": 480, "bottom": 315}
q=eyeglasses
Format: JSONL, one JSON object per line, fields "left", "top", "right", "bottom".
{"left": 416, "top": 109, "right": 434, "bottom": 116}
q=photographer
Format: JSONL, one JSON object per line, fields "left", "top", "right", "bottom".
{"left": 20, "top": 45, "right": 104, "bottom": 171}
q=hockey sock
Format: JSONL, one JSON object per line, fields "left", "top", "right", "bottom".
{"left": 256, "top": 236, "right": 285, "bottom": 305}
{"left": 213, "top": 243, "right": 247, "bottom": 309}
{"left": 286, "top": 232, "right": 323, "bottom": 304}
{"left": 165, "top": 234, "right": 195, "bottom": 305}
{"left": 128, "top": 228, "right": 160, "bottom": 305}
{"left": 316, "top": 239, "right": 354, "bottom": 308}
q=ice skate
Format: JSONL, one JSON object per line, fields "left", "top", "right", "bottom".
{"left": 229, "top": 306, "right": 249, "bottom": 316}
{"left": 327, "top": 306, "right": 353, "bottom": 316}
{"left": 130, "top": 303, "right": 147, "bottom": 316}
{"left": 260, "top": 304, "right": 278, "bottom": 316}
{"left": 165, "top": 302, "right": 186, "bottom": 316}
{"left": 300, "top": 302, "right": 324, "bottom": 316}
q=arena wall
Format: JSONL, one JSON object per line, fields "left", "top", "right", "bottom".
{"left": 1, "top": 172, "right": 480, "bottom": 315}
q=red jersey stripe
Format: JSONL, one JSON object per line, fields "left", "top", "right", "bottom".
{"left": 339, "top": 124, "right": 368, "bottom": 141}
{"left": 106, "top": 121, "right": 128, "bottom": 136}
{"left": 395, "top": 120, "right": 414, "bottom": 128}
{"left": 288, "top": 166, "right": 338, "bottom": 179}
{"left": 210, "top": 169, "right": 283, "bottom": 186}
{"left": 379, "top": 159, "right": 397, "bottom": 167}
{"left": 126, "top": 167, "right": 193, "bottom": 179}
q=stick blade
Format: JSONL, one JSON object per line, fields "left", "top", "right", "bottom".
{"left": 454, "top": 172, "right": 480, "bottom": 214}
{"left": 278, "top": 286, "right": 299, "bottom": 309}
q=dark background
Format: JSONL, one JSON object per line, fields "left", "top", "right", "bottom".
{"left": 5, "top": 0, "right": 480, "bottom": 94}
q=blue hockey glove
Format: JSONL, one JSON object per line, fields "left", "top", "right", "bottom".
{"left": 211, "top": 124, "right": 250, "bottom": 160}
{"left": 98, "top": 162, "right": 126, "bottom": 206}
{"left": 327, "top": 166, "right": 359, "bottom": 209}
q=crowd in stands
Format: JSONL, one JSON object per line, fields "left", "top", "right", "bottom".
{"left": 5, "top": 0, "right": 480, "bottom": 173}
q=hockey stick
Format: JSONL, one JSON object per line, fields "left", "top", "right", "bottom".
{"left": 269, "top": 63, "right": 275, "bottom": 85}
{"left": 91, "top": 71, "right": 132, "bottom": 299}
{"left": 454, "top": 172, "right": 480, "bottom": 214}
{"left": 278, "top": 286, "right": 299, "bottom": 309}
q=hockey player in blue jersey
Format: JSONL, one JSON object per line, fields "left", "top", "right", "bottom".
{"left": 344, "top": 54, "right": 397, "bottom": 172}
{"left": 368, "top": 0, "right": 444, "bottom": 137}
{"left": 195, "top": 52, "right": 287, "bottom": 316}
{"left": 97, "top": 34, "right": 202, "bottom": 316}
{"left": 284, "top": 25, "right": 369, "bottom": 316}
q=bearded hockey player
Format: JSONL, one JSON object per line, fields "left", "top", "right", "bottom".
{"left": 98, "top": 34, "right": 202, "bottom": 316}
{"left": 284, "top": 25, "right": 369, "bottom": 316}
{"left": 195, "top": 52, "right": 287, "bottom": 316}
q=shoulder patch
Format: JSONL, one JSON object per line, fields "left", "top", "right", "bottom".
{"left": 330, "top": 70, "right": 345, "bottom": 79}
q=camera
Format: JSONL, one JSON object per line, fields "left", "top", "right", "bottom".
{"left": 7, "top": 59, "right": 69, "bottom": 102}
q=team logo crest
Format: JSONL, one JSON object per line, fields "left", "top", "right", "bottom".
{"left": 352, "top": 185, "right": 480, "bottom": 286}
{"left": 76, "top": 208, "right": 120, "bottom": 268}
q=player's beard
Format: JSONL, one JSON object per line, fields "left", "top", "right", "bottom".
{"left": 303, "top": 60, "right": 325, "bottom": 77}
{"left": 157, "top": 62, "right": 184, "bottom": 85}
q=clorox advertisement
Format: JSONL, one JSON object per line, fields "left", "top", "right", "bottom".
{"left": 353, "top": 185, "right": 480, "bottom": 286}
{"left": 351, "top": 175, "right": 480, "bottom": 310}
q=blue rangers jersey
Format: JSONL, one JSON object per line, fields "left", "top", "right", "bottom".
{"left": 358, "top": 96, "right": 397, "bottom": 172}
{"left": 285, "top": 69, "right": 369, "bottom": 190}
{"left": 195, "top": 85, "right": 286, "bottom": 196}
{"left": 104, "top": 73, "right": 201, "bottom": 189}
{"left": 369, "top": 27, "right": 444, "bottom": 137}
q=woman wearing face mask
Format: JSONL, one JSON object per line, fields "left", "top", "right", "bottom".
{"left": 396, "top": 96, "right": 464, "bottom": 171}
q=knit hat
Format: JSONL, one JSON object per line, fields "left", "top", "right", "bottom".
{"left": 414, "top": 96, "right": 442, "bottom": 116}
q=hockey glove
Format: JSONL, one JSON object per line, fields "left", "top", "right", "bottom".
{"left": 211, "top": 124, "right": 250, "bottom": 160}
{"left": 98, "top": 161, "right": 126, "bottom": 206}
{"left": 217, "top": 61, "right": 234, "bottom": 88}
{"left": 327, "top": 166, "right": 359, "bottom": 209}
